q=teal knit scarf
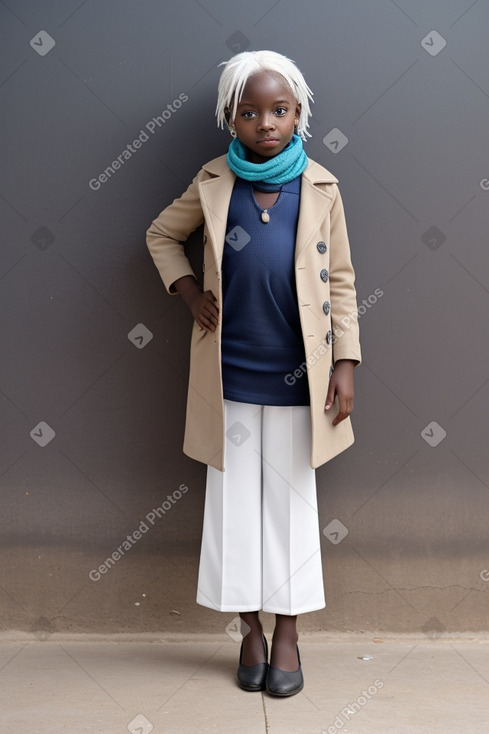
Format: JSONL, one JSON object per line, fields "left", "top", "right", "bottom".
{"left": 226, "top": 133, "right": 308, "bottom": 185}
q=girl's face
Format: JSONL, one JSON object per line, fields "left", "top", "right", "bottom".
{"left": 230, "top": 70, "right": 301, "bottom": 164}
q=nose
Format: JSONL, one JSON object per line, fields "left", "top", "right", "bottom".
{"left": 258, "top": 113, "right": 275, "bottom": 130}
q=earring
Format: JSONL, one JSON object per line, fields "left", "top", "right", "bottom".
{"left": 229, "top": 126, "right": 237, "bottom": 138}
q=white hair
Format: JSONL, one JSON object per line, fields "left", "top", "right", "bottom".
{"left": 215, "top": 50, "right": 314, "bottom": 140}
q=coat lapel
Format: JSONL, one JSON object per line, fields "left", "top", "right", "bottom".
{"left": 295, "top": 160, "right": 338, "bottom": 262}
{"left": 198, "top": 158, "right": 236, "bottom": 268}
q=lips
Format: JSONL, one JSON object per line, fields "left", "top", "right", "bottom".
{"left": 257, "top": 138, "right": 280, "bottom": 145}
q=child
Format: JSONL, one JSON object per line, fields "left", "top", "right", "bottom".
{"left": 146, "top": 50, "right": 361, "bottom": 697}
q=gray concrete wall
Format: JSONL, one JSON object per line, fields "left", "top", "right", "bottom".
{"left": 1, "top": 0, "right": 488, "bottom": 638}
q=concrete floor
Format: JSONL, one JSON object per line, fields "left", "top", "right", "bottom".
{"left": 1, "top": 632, "right": 488, "bottom": 733}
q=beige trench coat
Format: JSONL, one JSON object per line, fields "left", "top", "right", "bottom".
{"left": 146, "top": 154, "right": 361, "bottom": 471}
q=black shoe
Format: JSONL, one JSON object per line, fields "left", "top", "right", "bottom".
{"left": 237, "top": 634, "right": 268, "bottom": 692}
{"left": 266, "top": 645, "right": 304, "bottom": 697}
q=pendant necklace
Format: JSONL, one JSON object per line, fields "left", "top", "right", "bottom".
{"left": 252, "top": 181, "right": 282, "bottom": 224}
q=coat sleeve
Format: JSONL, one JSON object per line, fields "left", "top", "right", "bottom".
{"left": 328, "top": 185, "right": 362, "bottom": 365}
{"left": 146, "top": 169, "right": 206, "bottom": 294}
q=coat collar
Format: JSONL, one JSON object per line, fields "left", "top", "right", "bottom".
{"left": 198, "top": 154, "right": 339, "bottom": 263}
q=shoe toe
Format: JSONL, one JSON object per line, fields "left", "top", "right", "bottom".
{"left": 237, "top": 635, "right": 269, "bottom": 692}
{"left": 266, "top": 665, "right": 303, "bottom": 697}
{"left": 266, "top": 645, "right": 304, "bottom": 697}
{"left": 237, "top": 661, "right": 268, "bottom": 691}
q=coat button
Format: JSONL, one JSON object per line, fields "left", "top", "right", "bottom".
{"left": 320, "top": 269, "right": 329, "bottom": 282}
{"left": 203, "top": 234, "right": 207, "bottom": 244}
{"left": 329, "top": 364, "right": 334, "bottom": 378}
{"left": 325, "top": 330, "right": 332, "bottom": 345}
{"left": 322, "top": 300, "right": 331, "bottom": 315}
{"left": 316, "top": 241, "right": 327, "bottom": 254}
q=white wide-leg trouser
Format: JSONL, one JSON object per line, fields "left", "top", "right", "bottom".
{"left": 196, "top": 399, "right": 326, "bottom": 615}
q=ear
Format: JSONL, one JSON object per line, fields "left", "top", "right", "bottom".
{"left": 224, "top": 106, "right": 231, "bottom": 124}
{"left": 295, "top": 102, "right": 301, "bottom": 124}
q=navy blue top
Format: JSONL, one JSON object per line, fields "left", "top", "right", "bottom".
{"left": 221, "top": 175, "right": 310, "bottom": 406}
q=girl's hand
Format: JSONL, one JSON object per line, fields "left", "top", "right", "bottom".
{"left": 324, "top": 359, "right": 355, "bottom": 426}
{"left": 190, "top": 289, "right": 219, "bottom": 332}
{"left": 172, "top": 276, "right": 219, "bottom": 332}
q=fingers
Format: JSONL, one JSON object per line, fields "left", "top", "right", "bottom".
{"left": 196, "top": 291, "right": 219, "bottom": 332}
{"left": 325, "top": 375, "right": 354, "bottom": 426}
{"left": 324, "top": 384, "right": 335, "bottom": 412}
{"left": 331, "top": 395, "right": 353, "bottom": 426}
